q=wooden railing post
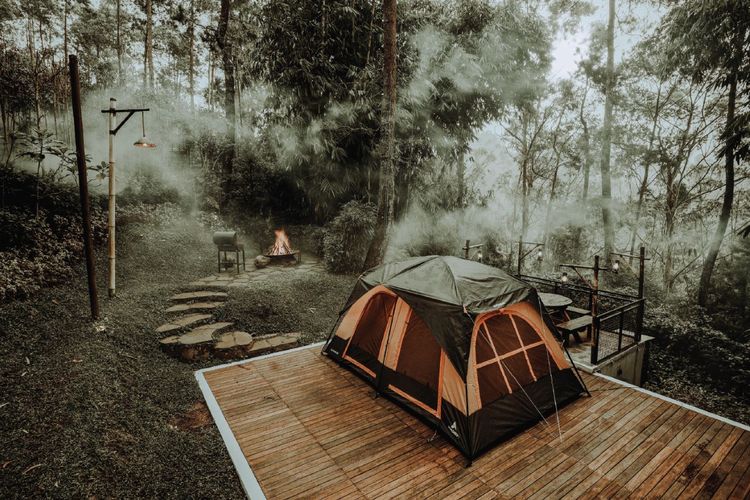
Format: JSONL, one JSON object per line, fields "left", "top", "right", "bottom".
{"left": 517, "top": 237, "right": 523, "bottom": 275}
{"left": 590, "top": 316, "right": 600, "bottom": 365}
{"left": 636, "top": 246, "right": 646, "bottom": 342}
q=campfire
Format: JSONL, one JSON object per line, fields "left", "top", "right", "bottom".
{"left": 268, "top": 229, "right": 293, "bottom": 256}
{"left": 256, "top": 228, "right": 300, "bottom": 267}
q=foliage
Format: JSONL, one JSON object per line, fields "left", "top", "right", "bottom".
{"left": 0, "top": 208, "right": 106, "bottom": 301}
{"left": 644, "top": 304, "right": 750, "bottom": 399}
{"left": 120, "top": 167, "right": 181, "bottom": 207}
{"left": 322, "top": 200, "right": 376, "bottom": 273}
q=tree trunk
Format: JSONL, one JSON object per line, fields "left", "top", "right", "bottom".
{"left": 63, "top": 0, "right": 69, "bottom": 61}
{"left": 628, "top": 83, "right": 664, "bottom": 262}
{"left": 598, "top": 0, "right": 616, "bottom": 264}
{"left": 116, "top": 0, "right": 122, "bottom": 84}
{"left": 146, "top": 0, "right": 154, "bottom": 89}
{"left": 697, "top": 29, "right": 743, "bottom": 306}
{"left": 456, "top": 151, "right": 465, "bottom": 208}
{"left": 189, "top": 0, "right": 196, "bottom": 112}
{"left": 365, "top": 0, "right": 377, "bottom": 66}
{"left": 217, "top": 0, "right": 236, "bottom": 210}
{"left": 362, "top": 0, "right": 397, "bottom": 270}
{"left": 579, "top": 81, "right": 591, "bottom": 200}
{"left": 208, "top": 51, "right": 213, "bottom": 111}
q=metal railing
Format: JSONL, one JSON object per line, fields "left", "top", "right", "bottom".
{"left": 591, "top": 298, "right": 644, "bottom": 364}
{"left": 516, "top": 274, "right": 644, "bottom": 365}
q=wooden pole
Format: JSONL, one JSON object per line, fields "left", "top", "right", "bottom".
{"left": 107, "top": 97, "right": 116, "bottom": 297}
{"left": 636, "top": 245, "right": 646, "bottom": 342}
{"left": 464, "top": 239, "right": 470, "bottom": 259}
{"left": 592, "top": 255, "right": 600, "bottom": 317}
{"left": 517, "top": 237, "right": 523, "bottom": 275}
{"left": 68, "top": 54, "right": 99, "bottom": 319}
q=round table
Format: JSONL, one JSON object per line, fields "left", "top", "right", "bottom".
{"left": 538, "top": 292, "right": 572, "bottom": 312}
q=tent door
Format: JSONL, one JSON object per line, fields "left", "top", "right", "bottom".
{"left": 387, "top": 310, "right": 443, "bottom": 417}
{"left": 342, "top": 292, "right": 397, "bottom": 378}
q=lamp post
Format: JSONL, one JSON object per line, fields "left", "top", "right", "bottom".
{"left": 100, "top": 99, "right": 155, "bottom": 297}
{"left": 462, "top": 240, "right": 484, "bottom": 260}
{"left": 558, "top": 256, "right": 612, "bottom": 317}
{"left": 516, "top": 239, "right": 544, "bottom": 275}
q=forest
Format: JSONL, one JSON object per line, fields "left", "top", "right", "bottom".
{"left": 1, "top": 0, "right": 749, "bottom": 497}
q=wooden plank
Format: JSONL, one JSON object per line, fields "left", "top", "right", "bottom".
{"left": 200, "top": 345, "right": 750, "bottom": 500}
{"left": 680, "top": 426, "right": 744, "bottom": 498}
{"left": 641, "top": 418, "right": 723, "bottom": 498}
{"left": 703, "top": 431, "right": 750, "bottom": 498}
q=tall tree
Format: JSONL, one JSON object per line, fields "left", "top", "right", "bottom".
{"left": 663, "top": 1, "right": 750, "bottom": 306}
{"left": 116, "top": 0, "right": 122, "bottom": 84}
{"left": 598, "top": 0, "right": 616, "bottom": 263}
{"left": 216, "top": 0, "right": 236, "bottom": 209}
{"left": 363, "top": 0, "right": 397, "bottom": 269}
{"left": 144, "top": 0, "right": 154, "bottom": 88}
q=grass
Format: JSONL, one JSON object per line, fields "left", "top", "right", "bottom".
{"left": 0, "top": 213, "right": 355, "bottom": 498}
{"left": 219, "top": 271, "right": 356, "bottom": 346}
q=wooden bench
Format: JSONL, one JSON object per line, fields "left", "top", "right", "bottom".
{"left": 566, "top": 305, "right": 590, "bottom": 316}
{"left": 556, "top": 315, "right": 593, "bottom": 345}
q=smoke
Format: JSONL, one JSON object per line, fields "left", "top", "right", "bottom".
{"left": 76, "top": 87, "right": 226, "bottom": 203}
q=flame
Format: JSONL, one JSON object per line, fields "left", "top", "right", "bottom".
{"left": 269, "top": 228, "right": 293, "bottom": 255}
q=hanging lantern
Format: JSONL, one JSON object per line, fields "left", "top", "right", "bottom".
{"left": 561, "top": 272, "right": 568, "bottom": 284}
{"left": 537, "top": 248, "right": 543, "bottom": 262}
{"left": 133, "top": 111, "right": 156, "bottom": 148}
{"left": 476, "top": 250, "right": 483, "bottom": 262}
{"left": 613, "top": 259, "right": 620, "bottom": 273}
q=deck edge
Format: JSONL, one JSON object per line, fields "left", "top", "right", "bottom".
{"left": 194, "top": 341, "right": 326, "bottom": 499}
{"left": 594, "top": 372, "right": 750, "bottom": 432}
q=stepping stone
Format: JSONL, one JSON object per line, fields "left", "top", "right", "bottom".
{"left": 155, "top": 313, "right": 213, "bottom": 333}
{"left": 248, "top": 332, "right": 300, "bottom": 355}
{"left": 182, "top": 322, "right": 234, "bottom": 341}
{"left": 214, "top": 331, "right": 255, "bottom": 360}
{"left": 165, "top": 302, "right": 224, "bottom": 313}
{"left": 170, "top": 291, "right": 228, "bottom": 302}
{"left": 159, "top": 322, "right": 234, "bottom": 362}
{"left": 215, "top": 331, "right": 253, "bottom": 349}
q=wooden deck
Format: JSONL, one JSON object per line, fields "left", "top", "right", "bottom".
{"left": 199, "top": 345, "right": 750, "bottom": 499}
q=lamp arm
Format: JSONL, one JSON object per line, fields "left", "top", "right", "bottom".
{"left": 109, "top": 111, "right": 136, "bottom": 135}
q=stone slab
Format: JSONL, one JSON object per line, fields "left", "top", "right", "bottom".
{"left": 165, "top": 302, "right": 224, "bottom": 313}
{"left": 155, "top": 313, "right": 213, "bottom": 333}
{"left": 170, "top": 291, "right": 228, "bottom": 302}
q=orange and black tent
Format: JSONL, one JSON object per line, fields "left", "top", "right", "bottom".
{"left": 323, "top": 255, "right": 588, "bottom": 461}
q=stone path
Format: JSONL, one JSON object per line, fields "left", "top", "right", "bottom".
{"left": 190, "top": 258, "right": 325, "bottom": 289}
{"left": 156, "top": 255, "right": 322, "bottom": 362}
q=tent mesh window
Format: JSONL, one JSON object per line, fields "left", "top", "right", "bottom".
{"left": 477, "top": 363, "right": 509, "bottom": 404}
{"left": 395, "top": 312, "right": 441, "bottom": 392}
{"left": 476, "top": 312, "right": 555, "bottom": 407}
{"left": 348, "top": 293, "right": 395, "bottom": 362}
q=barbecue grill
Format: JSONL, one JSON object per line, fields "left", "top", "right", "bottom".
{"left": 213, "top": 231, "right": 245, "bottom": 273}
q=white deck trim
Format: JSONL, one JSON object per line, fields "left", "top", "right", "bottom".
{"left": 594, "top": 373, "right": 750, "bottom": 432}
{"left": 194, "top": 342, "right": 326, "bottom": 499}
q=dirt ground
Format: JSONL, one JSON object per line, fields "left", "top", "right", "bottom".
{"left": 0, "top": 215, "right": 355, "bottom": 498}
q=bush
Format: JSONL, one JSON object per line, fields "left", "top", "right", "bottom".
{"left": 0, "top": 208, "right": 107, "bottom": 301}
{"left": 644, "top": 304, "right": 750, "bottom": 398}
{"left": 323, "top": 201, "right": 376, "bottom": 273}
{"left": 120, "top": 167, "right": 181, "bottom": 206}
